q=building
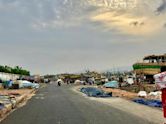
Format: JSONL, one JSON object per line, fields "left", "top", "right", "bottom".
{"left": 133, "top": 54, "right": 166, "bottom": 83}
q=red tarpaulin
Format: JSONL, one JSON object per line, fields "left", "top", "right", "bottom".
{"left": 162, "top": 88, "right": 166, "bottom": 118}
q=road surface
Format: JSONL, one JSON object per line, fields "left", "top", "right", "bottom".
{"left": 1, "top": 83, "right": 154, "bottom": 124}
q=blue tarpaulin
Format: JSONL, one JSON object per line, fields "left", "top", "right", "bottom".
{"left": 0, "top": 103, "right": 4, "bottom": 110}
{"left": 103, "top": 81, "right": 119, "bottom": 88}
{"left": 80, "top": 87, "right": 112, "bottom": 97}
{"left": 133, "top": 98, "right": 162, "bottom": 108}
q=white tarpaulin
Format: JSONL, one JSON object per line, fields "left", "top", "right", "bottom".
{"left": 127, "top": 78, "right": 134, "bottom": 85}
{"left": 138, "top": 91, "right": 147, "bottom": 97}
{"left": 57, "top": 79, "right": 63, "bottom": 83}
{"left": 154, "top": 71, "right": 166, "bottom": 89}
{"left": 74, "top": 80, "right": 81, "bottom": 84}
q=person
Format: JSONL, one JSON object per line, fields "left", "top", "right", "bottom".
{"left": 8, "top": 80, "right": 13, "bottom": 88}
{"left": 57, "top": 81, "right": 61, "bottom": 86}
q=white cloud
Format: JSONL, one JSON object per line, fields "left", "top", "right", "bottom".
{"left": 0, "top": 0, "right": 166, "bottom": 36}
{"left": 91, "top": 10, "right": 166, "bottom": 35}
{"left": 0, "top": 0, "right": 166, "bottom": 74}
{"left": 88, "top": 0, "right": 166, "bottom": 35}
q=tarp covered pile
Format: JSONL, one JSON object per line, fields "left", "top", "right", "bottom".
{"left": 133, "top": 98, "right": 162, "bottom": 108}
{"left": 148, "top": 91, "right": 161, "bottom": 100}
{"left": 103, "top": 81, "right": 119, "bottom": 88}
{"left": 138, "top": 91, "right": 147, "bottom": 97}
{"left": 80, "top": 87, "right": 112, "bottom": 97}
{"left": 1, "top": 80, "right": 40, "bottom": 89}
{"left": 137, "top": 91, "right": 161, "bottom": 100}
{"left": 17, "top": 80, "right": 39, "bottom": 89}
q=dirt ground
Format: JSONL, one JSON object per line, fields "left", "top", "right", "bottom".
{"left": 102, "top": 87, "right": 138, "bottom": 100}
{"left": 0, "top": 88, "right": 36, "bottom": 121}
{"left": 101, "top": 84, "right": 161, "bottom": 101}
{"left": 120, "top": 84, "right": 157, "bottom": 93}
{"left": 0, "top": 89, "right": 34, "bottom": 96}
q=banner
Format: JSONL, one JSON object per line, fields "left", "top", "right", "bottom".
{"left": 154, "top": 72, "right": 166, "bottom": 89}
{"left": 154, "top": 72, "right": 166, "bottom": 119}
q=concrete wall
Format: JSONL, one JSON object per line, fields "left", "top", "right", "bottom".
{"left": 0, "top": 72, "right": 20, "bottom": 81}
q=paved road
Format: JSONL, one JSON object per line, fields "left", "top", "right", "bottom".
{"left": 1, "top": 84, "right": 154, "bottom": 124}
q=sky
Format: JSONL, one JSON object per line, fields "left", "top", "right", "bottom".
{"left": 0, "top": 0, "right": 166, "bottom": 75}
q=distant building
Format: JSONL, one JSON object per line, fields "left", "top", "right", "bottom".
{"left": 133, "top": 54, "right": 166, "bottom": 83}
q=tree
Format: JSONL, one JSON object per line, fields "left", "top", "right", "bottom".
{"left": 0, "top": 65, "right": 30, "bottom": 76}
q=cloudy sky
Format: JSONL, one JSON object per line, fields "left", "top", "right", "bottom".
{"left": 0, "top": 0, "right": 166, "bottom": 75}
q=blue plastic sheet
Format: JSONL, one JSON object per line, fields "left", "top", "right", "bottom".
{"left": 103, "top": 81, "right": 119, "bottom": 88}
{"left": 0, "top": 103, "right": 4, "bottom": 110}
{"left": 133, "top": 98, "right": 162, "bottom": 108}
{"left": 80, "top": 87, "right": 112, "bottom": 97}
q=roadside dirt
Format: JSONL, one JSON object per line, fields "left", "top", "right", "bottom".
{"left": 72, "top": 85, "right": 164, "bottom": 124}
{"left": 0, "top": 89, "right": 36, "bottom": 122}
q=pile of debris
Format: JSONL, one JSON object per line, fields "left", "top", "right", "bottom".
{"left": 1, "top": 80, "right": 40, "bottom": 90}
{"left": 100, "top": 80, "right": 162, "bottom": 108}
{"left": 0, "top": 88, "right": 37, "bottom": 120}
{"left": 137, "top": 91, "right": 161, "bottom": 100}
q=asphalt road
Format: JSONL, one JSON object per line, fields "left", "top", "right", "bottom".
{"left": 1, "top": 83, "right": 154, "bottom": 124}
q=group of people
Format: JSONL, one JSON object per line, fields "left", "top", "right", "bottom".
{"left": 56, "top": 78, "right": 96, "bottom": 86}
{"left": 0, "top": 79, "right": 13, "bottom": 89}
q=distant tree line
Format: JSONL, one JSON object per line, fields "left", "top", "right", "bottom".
{"left": 0, "top": 65, "right": 30, "bottom": 76}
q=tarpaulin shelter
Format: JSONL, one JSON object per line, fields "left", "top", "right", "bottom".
{"left": 18, "top": 80, "right": 39, "bottom": 89}
{"left": 103, "top": 81, "right": 119, "bottom": 88}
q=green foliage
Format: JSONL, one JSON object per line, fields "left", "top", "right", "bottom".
{"left": 0, "top": 65, "right": 30, "bottom": 76}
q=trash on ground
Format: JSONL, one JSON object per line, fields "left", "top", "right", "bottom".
{"left": 0, "top": 95, "right": 16, "bottom": 108}
{"left": 80, "top": 87, "right": 112, "bottom": 97}
{"left": 133, "top": 98, "right": 162, "bottom": 108}
{"left": 138, "top": 91, "right": 147, "bottom": 98}
{"left": 0, "top": 103, "right": 4, "bottom": 110}
{"left": 126, "top": 77, "right": 134, "bottom": 85}
{"left": 147, "top": 91, "right": 161, "bottom": 100}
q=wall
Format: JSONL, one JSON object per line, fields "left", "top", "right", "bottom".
{"left": 0, "top": 72, "right": 20, "bottom": 81}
